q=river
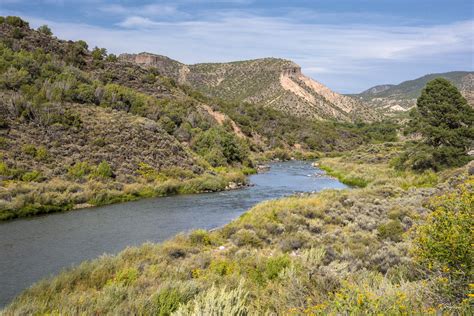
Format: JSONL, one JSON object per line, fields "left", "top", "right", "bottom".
{"left": 0, "top": 161, "right": 346, "bottom": 307}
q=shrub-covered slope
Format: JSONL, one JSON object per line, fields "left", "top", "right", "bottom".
{"left": 4, "top": 143, "right": 472, "bottom": 314}
{"left": 351, "top": 71, "right": 474, "bottom": 112}
{"left": 120, "top": 54, "right": 377, "bottom": 121}
{"left": 0, "top": 17, "right": 400, "bottom": 219}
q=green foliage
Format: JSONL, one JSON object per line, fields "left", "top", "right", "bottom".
{"left": 5, "top": 16, "right": 29, "bottom": 28}
{"left": 264, "top": 255, "right": 291, "bottom": 280}
{"left": 189, "top": 229, "right": 212, "bottom": 246}
{"left": 37, "top": 25, "right": 52, "bottom": 36}
{"left": 377, "top": 220, "right": 403, "bottom": 242}
{"left": 152, "top": 287, "right": 188, "bottom": 316}
{"left": 319, "top": 165, "right": 368, "bottom": 188}
{"left": 114, "top": 267, "right": 139, "bottom": 286}
{"left": 159, "top": 116, "right": 176, "bottom": 134}
{"left": 68, "top": 161, "right": 93, "bottom": 179}
{"left": 91, "top": 46, "right": 107, "bottom": 61}
{"left": 0, "top": 161, "right": 10, "bottom": 176}
{"left": 232, "top": 228, "right": 261, "bottom": 247}
{"left": 21, "top": 144, "right": 36, "bottom": 156}
{"left": 105, "top": 54, "right": 118, "bottom": 62}
{"left": 21, "top": 170, "right": 42, "bottom": 182}
{"left": 192, "top": 126, "right": 249, "bottom": 166}
{"left": 401, "top": 78, "right": 474, "bottom": 171}
{"left": 93, "top": 161, "right": 113, "bottom": 179}
{"left": 174, "top": 283, "right": 248, "bottom": 316}
{"left": 35, "top": 146, "right": 48, "bottom": 161}
{"left": 413, "top": 180, "right": 473, "bottom": 302}
{"left": 0, "top": 66, "right": 30, "bottom": 89}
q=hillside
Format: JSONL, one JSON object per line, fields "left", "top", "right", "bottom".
{"left": 0, "top": 17, "right": 395, "bottom": 219}
{"left": 351, "top": 71, "right": 474, "bottom": 111}
{"left": 120, "top": 53, "right": 376, "bottom": 121}
{"left": 0, "top": 17, "right": 251, "bottom": 219}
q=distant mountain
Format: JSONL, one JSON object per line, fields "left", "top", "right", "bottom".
{"left": 350, "top": 71, "right": 474, "bottom": 112}
{"left": 120, "top": 53, "right": 376, "bottom": 121}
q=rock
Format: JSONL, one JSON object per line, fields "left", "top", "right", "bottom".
{"left": 227, "top": 182, "right": 239, "bottom": 190}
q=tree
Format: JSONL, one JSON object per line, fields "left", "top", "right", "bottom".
{"left": 37, "top": 25, "right": 52, "bottom": 36}
{"left": 91, "top": 46, "right": 107, "bottom": 61}
{"left": 401, "top": 78, "right": 474, "bottom": 170}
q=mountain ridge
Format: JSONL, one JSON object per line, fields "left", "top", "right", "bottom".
{"left": 119, "top": 52, "right": 376, "bottom": 121}
{"left": 350, "top": 71, "right": 474, "bottom": 112}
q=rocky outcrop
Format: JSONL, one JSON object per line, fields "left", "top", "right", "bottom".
{"left": 119, "top": 52, "right": 189, "bottom": 83}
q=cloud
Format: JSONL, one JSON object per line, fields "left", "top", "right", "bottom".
{"left": 15, "top": 11, "right": 474, "bottom": 92}
{"left": 118, "top": 16, "right": 161, "bottom": 28}
{"left": 99, "top": 3, "right": 180, "bottom": 17}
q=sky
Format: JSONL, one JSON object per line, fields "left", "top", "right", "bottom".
{"left": 0, "top": 0, "right": 473, "bottom": 93}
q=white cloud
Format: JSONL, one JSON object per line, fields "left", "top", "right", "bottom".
{"left": 99, "top": 3, "right": 180, "bottom": 17}
{"left": 118, "top": 16, "right": 161, "bottom": 28}
{"left": 16, "top": 12, "right": 474, "bottom": 92}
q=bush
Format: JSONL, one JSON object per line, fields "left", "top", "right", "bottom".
{"left": 68, "top": 161, "right": 93, "bottom": 179}
{"left": 114, "top": 267, "right": 139, "bottom": 286}
{"left": 232, "top": 228, "right": 261, "bottom": 247}
{"left": 174, "top": 283, "right": 248, "bottom": 316}
{"left": 413, "top": 181, "right": 473, "bottom": 302}
{"left": 21, "top": 144, "right": 36, "bottom": 156}
{"left": 37, "top": 25, "right": 52, "bottom": 36}
{"left": 21, "top": 170, "right": 42, "bottom": 182}
{"left": 264, "top": 255, "right": 291, "bottom": 280}
{"left": 35, "top": 146, "right": 48, "bottom": 161}
{"left": 5, "top": 16, "right": 29, "bottom": 28}
{"left": 189, "top": 229, "right": 212, "bottom": 246}
{"left": 91, "top": 47, "right": 107, "bottom": 61}
{"left": 94, "top": 161, "right": 113, "bottom": 178}
{"left": 152, "top": 287, "right": 188, "bottom": 316}
{"left": 377, "top": 220, "right": 403, "bottom": 242}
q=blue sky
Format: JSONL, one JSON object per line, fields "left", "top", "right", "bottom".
{"left": 1, "top": 0, "right": 473, "bottom": 93}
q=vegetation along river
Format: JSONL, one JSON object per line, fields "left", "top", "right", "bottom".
{"left": 0, "top": 161, "right": 347, "bottom": 307}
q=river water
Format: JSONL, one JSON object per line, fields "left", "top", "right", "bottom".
{"left": 0, "top": 161, "right": 346, "bottom": 307}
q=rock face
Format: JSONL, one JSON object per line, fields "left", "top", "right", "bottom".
{"left": 120, "top": 53, "right": 376, "bottom": 121}
{"left": 350, "top": 71, "right": 474, "bottom": 112}
{"left": 119, "top": 52, "right": 188, "bottom": 82}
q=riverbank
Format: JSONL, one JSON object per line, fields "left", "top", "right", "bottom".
{"left": 0, "top": 167, "right": 250, "bottom": 221}
{"left": 4, "top": 144, "right": 472, "bottom": 314}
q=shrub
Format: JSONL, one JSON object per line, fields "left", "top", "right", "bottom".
{"left": 5, "top": 16, "right": 29, "bottom": 28}
{"left": 68, "top": 161, "right": 93, "bottom": 179}
{"left": 152, "top": 287, "right": 188, "bottom": 316}
{"left": 264, "top": 255, "right": 291, "bottom": 280}
{"left": 189, "top": 229, "right": 212, "bottom": 246}
{"left": 413, "top": 181, "right": 473, "bottom": 302}
{"left": 91, "top": 47, "right": 107, "bottom": 61}
{"left": 0, "top": 161, "right": 10, "bottom": 176}
{"left": 21, "top": 170, "right": 42, "bottom": 182}
{"left": 21, "top": 144, "right": 36, "bottom": 156}
{"left": 37, "top": 25, "right": 52, "bottom": 35}
{"left": 377, "top": 220, "right": 403, "bottom": 242}
{"left": 0, "top": 67, "right": 30, "bottom": 89}
{"left": 174, "top": 283, "right": 248, "bottom": 316}
{"left": 94, "top": 161, "right": 113, "bottom": 178}
{"left": 232, "top": 228, "right": 261, "bottom": 247}
{"left": 114, "top": 267, "right": 139, "bottom": 286}
{"left": 35, "top": 146, "right": 48, "bottom": 161}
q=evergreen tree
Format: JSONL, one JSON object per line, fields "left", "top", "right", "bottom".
{"left": 403, "top": 78, "right": 474, "bottom": 170}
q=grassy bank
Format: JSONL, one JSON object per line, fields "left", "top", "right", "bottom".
{"left": 0, "top": 169, "right": 247, "bottom": 221}
{"left": 3, "top": 143, "right": 472, "bottom": 314}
